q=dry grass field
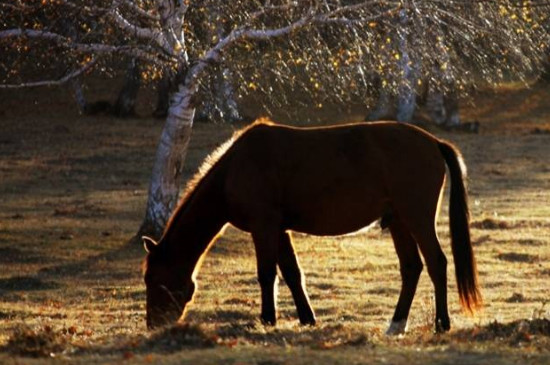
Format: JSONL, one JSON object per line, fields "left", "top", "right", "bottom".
{"left": 0, "top": 84, "right": 549, "bottom": 364}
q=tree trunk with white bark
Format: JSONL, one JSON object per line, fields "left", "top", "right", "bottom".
{"left": 216, "top": 68, "right": 242, "bottom": 123}
{"left": 113, "top": 59, "right": 140, "bottom": 117}
{"left": 443, "top": 89, "right": 460, "bottom": 126}
{"left": 140, "top": 83, "right": 196, "bottom": 238}
{"left": 395, "top": 8, "right": 417, "bottom": 123}
{"left": 153, "top": 67, "right": 177, "bottom": 119}
{"left": 70, "top": 77, "right": 88, "bottom": 114}
{"left": 426, "top": 88, "right": 446, "bottom": 125}
{"left": 366, "top": 78, "right": 393, "bottom": 121}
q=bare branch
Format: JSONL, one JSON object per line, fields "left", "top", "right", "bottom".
{"left": 180, "top": 1, "right": 400, "bottom": 96}
{"left": 249, "top": 3, "right": 301, "bottom": 21}
{"left": 54, "top": 0, "right": 110, "bottom": 15}
{"left": 152, "top": 0, "right": 188, "bottom": 62}
{"left": 202, "top": 2, "right": 400, "bottom": 64}
{"left": 109, "top": 8, "right": 172, "bottom": 53}
{"left": 322, "top": 0, "right": 396, "bottom": 18}
{"left": 0, "top": 57, "right": 98, "bottom": 89}
{"left": 0, "top": 28, "right": 170, "bottom": 65}
{"left": 0, "top": 1, "right": 29, "bottom": 11}
{"left": 317, "top": 8, "right": 401, "bottom": 25}
{"left": 117, "top": 0, "right": 160, "bottom": 21}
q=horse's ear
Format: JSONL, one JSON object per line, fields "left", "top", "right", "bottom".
{"left": 142, "top": 236, "right": 158, "bottom": 253}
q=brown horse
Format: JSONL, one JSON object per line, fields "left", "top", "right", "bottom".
{"left": 143, "top": 119, "right": 482, "bottom": 334}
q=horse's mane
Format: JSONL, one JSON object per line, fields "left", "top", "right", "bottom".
{"left": 183, "top": 135, "right": 236, "bottom": 199}
{"left": 162, "top": 118, "right": 274, "bottom": 235}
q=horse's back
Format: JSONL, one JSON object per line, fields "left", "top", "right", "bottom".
{"left": 223, "top": 121, "right": 447, "bottom": 235}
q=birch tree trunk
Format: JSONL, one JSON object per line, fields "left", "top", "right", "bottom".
{"left": 199, "top": 67, "right": 242, "bottom": 123}
{"left": 429, "top": 29, "right": 461, "bottom": 127}
{"left": 113, "top": 59, "right": 140, "bottom": 117}
{"left": 153, "top": 68, "right": 175, "bottom": 118}
{"left": 426, "top": 88, "right": 446, "bottom": 125}
{"left": 139, "top": 83, "right": 195, "bottom": 238}
{"left": 366, "top": 78, "right": 393, "bottom": 121}
{"left": 395, "top": 8, "right": 417, "bottom": 123}
{"left": 70, "top": 77, "right": 88, "bottom": 114}
{"left": 217, "top": 68, "right": 242, "bottom": 123}
{"left": 443, "top": 89, "right": 460, "bottom": 126}
{"left": 196, "top": 5, "right": 242, "bottom": 124}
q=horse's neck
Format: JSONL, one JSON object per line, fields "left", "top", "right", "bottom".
{"left": 162, "top": 174, "right": 226, "bottom": 271}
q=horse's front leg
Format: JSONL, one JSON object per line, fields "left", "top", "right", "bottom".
{"left": 277, "top": 231, "right": 316, "bottom": 325}
{"left": 252, "top": 230, "right": 279, "bottom": 325}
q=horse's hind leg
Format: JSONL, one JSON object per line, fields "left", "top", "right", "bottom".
{"left": 408, "top": 222, "right": 450, "bottom": 333}
{"left": 386, "top": 218, "right": 423, "bottom": 335}
{"left": 251, "top": 229, "right": 279, "bottom": 325}
{"left": 277, "top": 231, "right": 316, "bottom": 325}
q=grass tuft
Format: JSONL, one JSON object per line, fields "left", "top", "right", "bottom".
{"left": 2, "top": 325, "right": 74, "bottom": 358}
{"left": 454, "top": 319, "right": 550, "bottom": 345}
{"left": 143, "top": 323, "right": 218, "bottom": 352}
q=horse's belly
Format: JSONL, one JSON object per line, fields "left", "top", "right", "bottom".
{"left": 284, "top": 197, "right": 386, "bottom": 236}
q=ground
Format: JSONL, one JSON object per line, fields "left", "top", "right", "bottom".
{"left": 0, "top": 82, "right": 549, "bottom": 364}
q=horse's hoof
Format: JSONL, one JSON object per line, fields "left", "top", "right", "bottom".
{"left": 298, "top": 310, "right": 316, "bottom": 326}
{"left": 260, "top": 317, "right": 276, "bottom": 326}
{"left": 435, "top": 319, "right": 451, "bottom": 333}
{"left": 300, "top": 317, "right": 316, "bottom": 326}
{"left": 385, "top": 319, "right": 408, "bottom": 336}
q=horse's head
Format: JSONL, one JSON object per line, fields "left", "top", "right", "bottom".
{"left": 142, "top": 236, "right": 196, "bottom": 330}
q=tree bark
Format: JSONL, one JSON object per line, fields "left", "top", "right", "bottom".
{"left": 70, "top": 77, "right": 88, "bottom": 114}
{"left": 426, "top": 88, "right": 446, "bottom": 125}
{"left": 443, "top": 89, "right": 460, "bottom": 126}
{"left": 395, "top": 8, "right": 417, "bottom": 123}
{"left": 139, "top": 84, "right": 196, "bottom": 238}
{"left": 197, "top": 66, "right": 243, "bottom": 123}
{"left": 153, "top": 68, "right": 175, "bottom": 118}
{"left": 424, "top": 84, "right": 461, "bottom": 127}
{"left": 113, "top": 59, "right": 140, "bottom": 117}
{"left": 217, "top": 68, "right": 242, "bottom": 123}
{"left": 366, "top": 78, "right": 393, "bottom": 121}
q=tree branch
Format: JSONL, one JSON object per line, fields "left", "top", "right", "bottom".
{"left": 0, "top": 1, "right": 29, "bottom": 11}
{"left": 249, "top": 3, "right": 301, "bottom": 21}
{"left": 203, "top": 1, "right": 400, "bottom": 64}
{"left": 117, "top": 0, "right": 160, "bottom": 21}
{"left": 0, "top": 57, "right": 98, "bottom": 89}
{"left": 181, "top": 1, "right": 401, "bottom": 96}
{"left": 148, "top": 0, "right": 188, "bottom": 65}
{"left": 0, "top": 28, "right": 170, "bottom": 65}
{"left": 109, "top": 8, "right": 172, "bottom": 53}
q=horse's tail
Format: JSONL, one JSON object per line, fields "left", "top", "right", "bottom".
{"left": 438, "top": 140, "right": 482, "bottom": 314}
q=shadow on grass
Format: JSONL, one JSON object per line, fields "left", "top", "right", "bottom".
{"left": 0, "top": 247, "right": 52, "bottom": 264}
{"left": 0, "top": 276, "right": 61, "bottom": 292}
{"left": 38, "top": 239, "right": 144, "bottom": 279}
{"left": 0, "top": 239, "right": 144, "bottom": 296}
